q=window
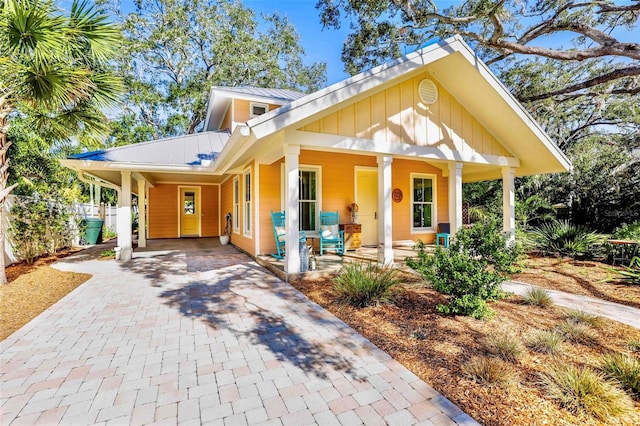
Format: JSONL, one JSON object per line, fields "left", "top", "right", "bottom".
{"left": 183, "top": 191, "right": 195, "bottom": 214}
{"left": 250, "top": 102, "right": 268, "bottom": 117}
{"left": 298, "top": 170, "right": 317, "bottom": 232}
{"left": 243, "top": 168, "right": 251, "bottom": 236}
{"left": 412, "top": 174, "right": 436, "bottom": 231}
{"left": 233, "top": 177, "right": 240, "bottom": 233}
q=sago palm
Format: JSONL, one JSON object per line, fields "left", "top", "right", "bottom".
{"left": 0, "top": 0, "right": 122, "bottom": 283}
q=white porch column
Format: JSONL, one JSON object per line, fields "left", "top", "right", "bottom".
{"left": 502, "top": 167, "right": 516, "bottom": 241}
{"left": 377, "top": 155, "right": 394, "bottom": 264}
{"left": 284, "top": 145, "right": 301, "bottom": 273}
{"left": 137, "top": 178, "right": 147, "bottom": 248}
{"left": 448, "top": 162, "right": 463, "bottom": 237}
{"left": 117, "top": 171, "right": 133, "bottom": 261}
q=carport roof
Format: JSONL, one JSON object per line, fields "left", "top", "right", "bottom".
{"left": 69, "top": 131, "right": 230, "bottom": 166}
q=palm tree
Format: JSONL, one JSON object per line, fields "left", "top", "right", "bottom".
{"left": 0, "top": 0, "right": 122, "bottom": 283}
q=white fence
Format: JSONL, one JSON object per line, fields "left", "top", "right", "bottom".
{"left": 3, "top": 195, "right": 118, "bottom": 266}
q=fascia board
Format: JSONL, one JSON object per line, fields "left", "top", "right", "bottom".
{"left": 208, "top": 130, "right": 256, "bottom": 174}
{"left": 60, "top": 158, "right": 221, "bottom": 175}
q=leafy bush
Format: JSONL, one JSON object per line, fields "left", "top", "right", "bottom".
{"left": 406, "top": 220, "right": 521, "bottom": 319}
{"left": 484, "top": 333, "right": 523, "bottom": 361}
{"left": 532, "top": 220, "right": 603, "bottom": 259}
{"left": 523, "top": 287, "right": 553, "bottom": 307}
{"left": 527, "top": 330, "right": 564, "bottom": 355}
{"left": 540, "top": 364, "right": 633, "bottom": 421}
{"left": 612, "top": 222, "right": 640, "bottom": 241}
{"left": 601, "top": 353, "right": 640, "bottom": 397}
{"left": 565, "top": 309, "right": 603, "bottom": 328}
{"left": 462, "top": 357, "right": 518, "bottom": 386}
{"left": 333, "top": 262, "right": 400, "bottom": 308}
{"left": 9, "top": 195, "right": 76, "bottom": 264}
{"left": 555, "top": 320, "right": 598, "bottom": 343}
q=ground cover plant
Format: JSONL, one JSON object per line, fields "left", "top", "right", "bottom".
{"left": 333, "top": 261, "right": 400, "bottom": 307}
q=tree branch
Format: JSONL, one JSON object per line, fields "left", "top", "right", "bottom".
{"left": 521, "top": 65, "right": 640, "bottom": 102}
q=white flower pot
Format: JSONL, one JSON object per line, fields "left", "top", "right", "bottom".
{"left": 219, "top": 235, "right": 230, "bottom": 245}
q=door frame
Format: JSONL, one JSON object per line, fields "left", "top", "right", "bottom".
{"left": 354, "top": 166, "right": 378, "bottom": 246}
{"left": 178, "top": 186, "right": 202, "bottom": 237}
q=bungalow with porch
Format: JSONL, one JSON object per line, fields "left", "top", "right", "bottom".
{"left": 60, "top": 36, "right": 570, "bottom": 273}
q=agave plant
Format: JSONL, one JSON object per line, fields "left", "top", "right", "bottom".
{"left": 532, "top": 221, "right": 603, "bottom": 259}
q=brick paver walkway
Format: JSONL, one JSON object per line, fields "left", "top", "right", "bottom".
{"left": 1, "top": 243, "right": 477, "bottom": 425}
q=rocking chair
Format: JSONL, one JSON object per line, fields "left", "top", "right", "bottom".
{"left": 319, "top": 211, "right": 344, "bottom": 255}
{"left": 271, "top": 211, "right": 286, "bottom": 259}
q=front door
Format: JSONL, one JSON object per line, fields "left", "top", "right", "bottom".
{"left": 180, "top": 187, "right": 201, "bottom": 237}
{"left": 356, "top": 169, "right": 378, "bottom": 246}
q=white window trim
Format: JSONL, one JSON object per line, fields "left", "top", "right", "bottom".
{"left": 243, "top": 167, "right": 252, "bottom": 238}
{"left": 410, "top": 173, "right": 437, "bottom": 234}
{"left": 233, "top": 176, "right": 240, "bottom": 234}
{"left": 250, "top": 102, "right": 269, "bottom": 118}
{"left": 280, "top": 163, "right": 322, "bottom": 232}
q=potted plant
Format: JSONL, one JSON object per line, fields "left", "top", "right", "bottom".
{"left": 220, "top": 212, "right": 232, "bottom": 245}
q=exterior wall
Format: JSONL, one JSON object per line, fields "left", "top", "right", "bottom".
{"left": 233, "top": 99, "right": 282, "bottom": 123}
{"left": 256, "top": 151, "right": 445, "bottom": 254}
{"left": 149, "top": 184, "right": 179, "bottom": 238}
{"left": 301, "top": 72, "right": 511, "bottom": 158}
{"left": 391, "top": 159, "right": 447, "bottom": 244}
{"left": 220, "top": 163, "right": 255, "bottom": 255}
{"left": 148, "top": 183, "right": 219, "bottom": 239}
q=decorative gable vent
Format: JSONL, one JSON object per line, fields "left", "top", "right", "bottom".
{"left": 418, "top": 79, "right": 438, "bottom": 104}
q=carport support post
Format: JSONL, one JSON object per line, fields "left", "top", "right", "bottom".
{"left": 137, "top": 178, "right": 146, "bottom": 248}
{"left": 502, "top": 167, "right": 516, "bottom": 241}
{"left": 117, "top": 171, "right": 133, "bottom": 260}
{"left": 284, "top": 145, "right": 301, "bottom": 273}
{"left": 377, "top": 155, "right": 394, "bottom": 264}
{"left": 448, "top": 162, "right": 463, "bottom": 237}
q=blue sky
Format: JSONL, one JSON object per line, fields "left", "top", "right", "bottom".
{"left": 241, "top": 0, "right": 352, "bottom": 85}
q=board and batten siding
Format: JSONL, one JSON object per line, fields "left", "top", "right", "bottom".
{"left": 301, "top": 72, "right": 511, "bottom": 159}
{"left": 148, "top": 183, "right": 219, "bottom": 239}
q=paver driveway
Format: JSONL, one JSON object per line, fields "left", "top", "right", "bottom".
{"left": 1, "top": 242, "right": 477, "bottom": 425}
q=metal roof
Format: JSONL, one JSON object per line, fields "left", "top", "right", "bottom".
{"left": 211, "top": 86, "right": 306, "bottom": 103}
{"left": 69, "top": 131, "right": 230, "bottom": 166}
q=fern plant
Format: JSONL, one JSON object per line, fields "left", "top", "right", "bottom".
{"left": 532, "top": 220, "right": 603, "bottom": 259}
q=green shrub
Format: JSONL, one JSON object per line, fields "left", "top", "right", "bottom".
{"left": 540, "top": 364, "right": 633, "bottom": 421}
{"left": 406, "top": 220, "right": 521, "bottom": 319}
{"left": 527, "top": 330, "right": 564, "bottom": 355}
{"left": 523, "top": 287, "right": 553, "bottom": 308}
{"left": 409, "top": 328, "right": 427, "bottom": 340}
{"left": 601, "top": 353, "right": 640, "bottom": 397}
{"left": 555, "top": 320, "right": 598, "bottom": 343}
{"left": 612, "top": 222, "right": 640, "bottom": 241}
{"left": 532, "top": 220, "right": 603, "bottom": 259}
{"left": 9, "top": 195, "right": 76, "bottom": 264}
{"left": 484, "top": 333, "right": 523, "bottom": 361}
{"left": 462, "top": 357, "right": 518, "bottom": 386}
{"left": 565, "top": 309, "right": 603, "bottom": 328}
{"left": 333, "top": 262, "right": 400, "bottom": 308}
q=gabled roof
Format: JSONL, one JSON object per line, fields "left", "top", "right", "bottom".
{"left": 69, "top": 131, "right": 229, "bottom": 166}
{"left": 214, "top": 35, "right": 570, "bottom": 181}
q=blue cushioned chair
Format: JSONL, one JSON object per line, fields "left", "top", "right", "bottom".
{"left": 271, "top": 211, "right": 286, "bottom": 259}
{"left": 319, "top": 211, "right": 344, "bottom": 255}
{"left": 436, "top": 223, "right": 451, "bottom": 248}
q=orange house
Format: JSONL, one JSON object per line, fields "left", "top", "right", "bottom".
{"left": 61, "top": 36, "right": 570, "bottom": 272}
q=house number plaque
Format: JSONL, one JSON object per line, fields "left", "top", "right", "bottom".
{"left": 392, "top": 188, "right": 403, "bottom": 203}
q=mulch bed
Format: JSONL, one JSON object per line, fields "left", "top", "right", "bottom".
{"left": 290, "top": 272, "right": 640, "bottom": 425}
